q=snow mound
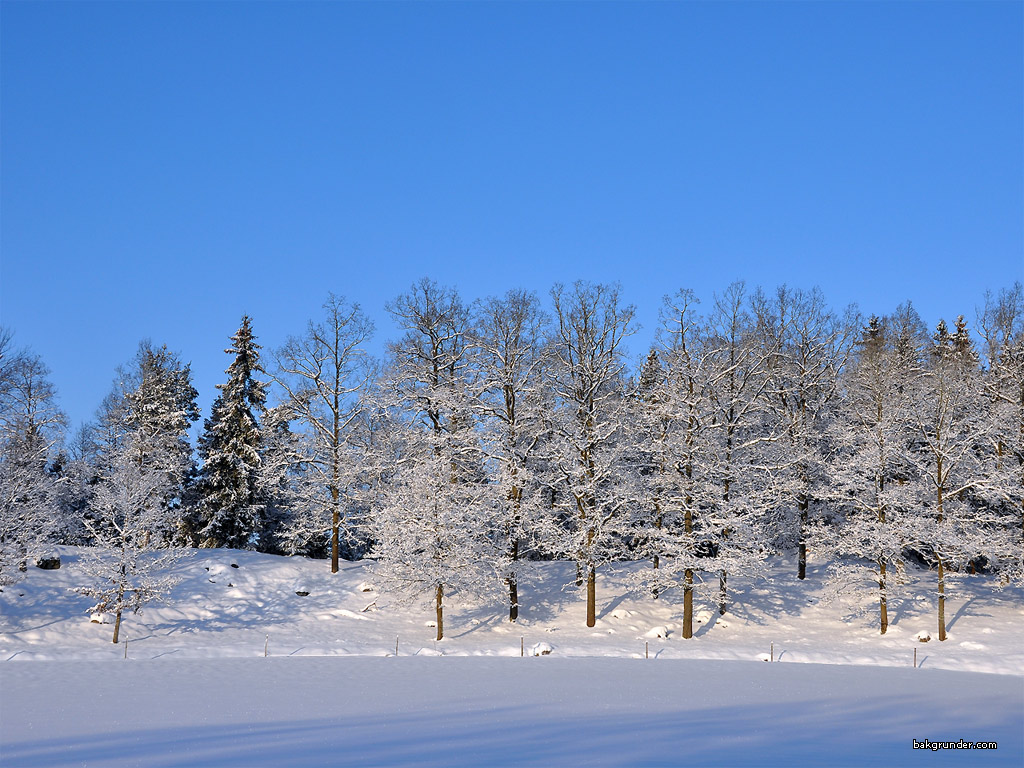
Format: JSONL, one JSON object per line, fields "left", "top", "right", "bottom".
{"left": 414, "top": 647, "right": 443, "bottom": 656}
{"left": 531, "top": 642, "right": 553, "bottom": 656}
{"left": 644, "top": 626, "right": 669, "bottom": 639}
{"left": 610, "top": 609, "right": 632, "bottom": 619}
{"left": 915, "top": 631, "right": 931, "bottom": 642}
{"left": 294, "top": 585, "right": 310, "bottom": 597}
{"left": 757, "top": 652, "right": 772, "bottom": 662}
{"left": 356, "top": 582, "right": 375, "bottom": 593}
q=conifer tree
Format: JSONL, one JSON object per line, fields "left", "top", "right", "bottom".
{"left": 193, "top": 316, "right": 268, "bottom": 549}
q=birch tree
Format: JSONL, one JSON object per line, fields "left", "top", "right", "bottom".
{"left": 702, "top": 282, "right": 775, "bottom": 615}
{"left": 977, "top": 284, "right": 1024, "bottom": 584}
{"left": 272, "top": 294, "right": 374, "bottom": 571}
{"left": 829, "top": 305, "right": 926, "bottom": 633}
{"left": 371, "top": 279, "right": 493, "bottom": 640}
{"left": 0, "top": 333, "right": 66, "bottom": 584}
{"left": 545, "top": 281, "right": 637, "bottom": 628}
{"left": 753, "top": 286, "right": 857, "bottom": 580}
{"left": 77, "top": 445, "right": 183, "bottom": 643}
{"left": 909, "top": 316, "right": 990, "bottom": 641}
{"left": 472, "top": 289, "right": 549, "bottom": 621}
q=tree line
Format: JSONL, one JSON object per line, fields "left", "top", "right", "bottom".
{"left": 1, "top": 279, "right": 1021, "bottom": 643}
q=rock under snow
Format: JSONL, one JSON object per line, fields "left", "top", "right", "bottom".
{"left": 35, "top": 552, "right": 61, "bottom": 570}
{"left": 90, "top": 612, "right": 109, "bottom": 624}
{"left": 531, "top": 642, "right": 553, "bottom": 656}
{"left": 644, "top": 626, "right": 670, "bottom": 639}
{"left": 356, "top": 582, "right": 375, "bottom": 593}
{"left": 916, "top": 631, "right": 931, "bottom": 642}
{"left": 294, "top": 585, "right": 311, "bottom": 597}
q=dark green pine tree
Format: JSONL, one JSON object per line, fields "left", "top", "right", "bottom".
{"left": 195, "top": 316, "right": 268, "bottom": 549}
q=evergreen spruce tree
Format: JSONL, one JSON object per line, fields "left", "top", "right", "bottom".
{"left": 194, "top": 316, "right": 268, "bottom": 549}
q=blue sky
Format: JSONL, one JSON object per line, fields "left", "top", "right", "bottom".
{"left": 2, "top": 1, "right": 1021, "bottom": 435}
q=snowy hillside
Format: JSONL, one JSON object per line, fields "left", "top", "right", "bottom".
{"left": 2, "top": 548, "right": 1022, "bottom": 766}
{"left": 2, "top": 547, "right": 1022, "bottom": 672}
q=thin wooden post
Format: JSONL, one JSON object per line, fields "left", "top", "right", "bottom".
{"left": 395, "top": 636, "right": 399, "bottom": 657}
{"left": 914, "top": 647, "right": 917, "bottom": 668}
{"left": 770, "top": 642, "right": 774, "bottom": 662}
{"left": 645, "top": 641, "right": 649, "bottom": 659}
{"left": 521, "top": 637, "right": 524, "bottom": 657}
{"left": 264, "top": 635, "right": 269, "bottom": 658}
{"left": 123, "top": 639, "right": 128, "bottom": 660}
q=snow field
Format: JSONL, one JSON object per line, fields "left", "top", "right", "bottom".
{"left": 2, "top": 658, "right": 1021, "bottom": 767}
{"left": 1, "top": 546, "right": 1022, "bottom": 766}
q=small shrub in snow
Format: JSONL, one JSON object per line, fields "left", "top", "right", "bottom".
{"left": 644, "top": 626, "right": 669, "bottom": 639}
{"left": 916, "top": 631, "right": 931, "bottom": 643}
{"left": 90, "top": 612, "right": 109, "bottom": 624}
{"left": 357, "top": 582, "right": 375, "bottom": 593}
{"left": 531, "top": 642, "right": 553, "bottom": 656}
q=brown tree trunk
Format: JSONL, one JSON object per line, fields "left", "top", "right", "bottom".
{"left": 435, "top": 583, "right": 444, "bottom": 641}
{"left": 718, "top": 570, "right": 728, "bottom": 616}
{"left": 586, "top": 564, "right": 596, "bottom": 628}
{"left": 112, "top": 610, "right": 122, "bottom": 644}
{"left": 682, "top": 569, "right": 694, "bottom": 639}
{"left": 879, "top": 559, "right": 888, "bottom": 635}
{"left": 937, "top": 558, "right": 946, "bottom": 642}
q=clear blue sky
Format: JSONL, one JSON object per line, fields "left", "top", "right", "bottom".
{"left": 2, "top": 1, "right": 1022, "bottom": 435}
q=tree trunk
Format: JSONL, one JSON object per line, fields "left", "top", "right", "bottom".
{"left": 112, "top": 610, "right": 122, "bottom": 644}
{"left": 879, "top": 559, "right": 888, "bottom": 635}
{"left": 508, "top": 538, "right": 519, "bottom": 622}
{"left": 435, "top": 583, "right": 444, "bottom": 641}
{"left": 937, "top": 558, "right": 946, "bottom": 642}
{"left": 718, "top": 570, "right": 728, "bottom": 616}
{"left": 586, "top": 564, "right": 596, "bottom": 628}
{"left": 652, "top": 504, "right": 662, "bottom": 599}
{"left": 330, "top": 482, "right": 340, "bottom": 574}
{"left": 508, "top": 574, "right": 518, "bottom": 623}
{"left": 797, "top": 495, "right": 808, "bottom": 580}
{"left": 682, "top": 569, "right": 694, "bottom": 639}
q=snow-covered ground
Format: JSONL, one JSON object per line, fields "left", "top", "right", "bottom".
{"left": 2, "top": 548, "right": 1022, "bottom": 766}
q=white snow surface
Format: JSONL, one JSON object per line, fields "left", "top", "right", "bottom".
{"left": 1, "top": 547, "right": 1022, "bottom": 766}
